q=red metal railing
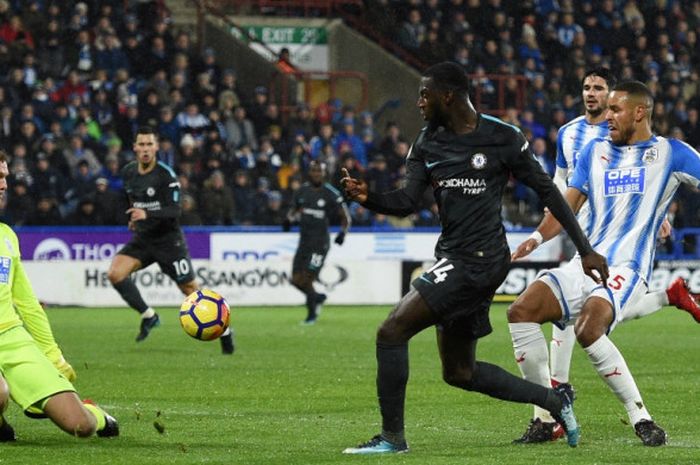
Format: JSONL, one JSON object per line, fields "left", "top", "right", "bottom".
{"left": 204, "top": 0, "right": 362, "bottom": 16}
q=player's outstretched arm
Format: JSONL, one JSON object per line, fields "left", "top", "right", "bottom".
{"left": 340, "top": 168, "right": 424, "bottom": 217}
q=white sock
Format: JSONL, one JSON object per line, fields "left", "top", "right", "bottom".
{"left": 624, "top": 291, "right": 667, "bottom": 321}
{"left": 584, "top": 335, "right": 651, "bottom": 426}
{"left": 550, "top": 325, "right": 576, "bottom": 385}
{"left": 142, "top": 308, "right": 155, "bottom": 319}
{"left": 509, "top": 322, "right": 555, "bottom": 423}
{"left": 221, "top": 327, "right": 231, "bottom": 336}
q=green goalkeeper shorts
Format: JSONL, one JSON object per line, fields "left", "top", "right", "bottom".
{"left": 0, "top": 326, "right": 75, "bottom": 413}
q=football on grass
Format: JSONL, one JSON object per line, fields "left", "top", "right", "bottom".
{"left": 179, "top": 289, "right": 230, "bottom": 341}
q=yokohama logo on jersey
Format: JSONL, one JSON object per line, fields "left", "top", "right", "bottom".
{"left": 436, "top": 178, "right": 486, "bottom": 195}
{"left": 132, "top": 201, "right": 161, "bottom": 210}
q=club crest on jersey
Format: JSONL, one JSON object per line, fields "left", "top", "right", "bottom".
{"left": 470, "top": 153, "right": 487, "bottom": 169}
{"left": 642, "top": 148, "right": 658, "bottom": 164}
{"left": 147, "top": 187, "right": 155, "bottom": 197}
{"left": 0, "top": 256, "right": 10, "bottom": 284}
{"left": 604, "top": 167, "right": 645, "bottom": 196}
{"left": 317, "top": 198, "right": 326, "bottom": 207}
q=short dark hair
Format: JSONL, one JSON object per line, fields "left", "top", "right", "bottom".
{"left": 582, "top": 67, "right": 617, "bottom": 90}
{"left": 136, "top": 126, "right": 156, "bottom": 137}
{"left": 0, "top": 150, "right": 6, "bottom": 164}
{"left": 422, "top": 61, "right": 470, "bottom": 94}
{"left": 613, "top": 80, "right": 654, "bottom": 108}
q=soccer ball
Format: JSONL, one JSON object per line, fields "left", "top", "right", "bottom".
{"left": 179, "top": 289, "right": 230, "bottom": 341}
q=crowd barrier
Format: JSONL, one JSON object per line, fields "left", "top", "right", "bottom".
{"left": 17, "top": 227, "right": 700, "bottom": 306}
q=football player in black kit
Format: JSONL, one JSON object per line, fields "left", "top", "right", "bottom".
{"left": 284, "top": 160, "right": 351, "bottom": 324}
{"left": 341, "top": 62, "right": 608, "bottom": 454}
{"left": 107, "top": 126, "right": 235, "bottom": 354}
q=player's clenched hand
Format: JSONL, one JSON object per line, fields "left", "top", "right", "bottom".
{"left": 340, "top": 168, "right": 368, "bottom": 203}
{"left": 510, "top": 238, "right": 539, "bottom": 261}
{"left": 334, "top": 231, "right": 346, "bottom": 245}
{"left": 127, "top": 207, "right": 147, "bottom": 222}
{"left": 581, "top": 251, "right": 609, "bottom": 286}
{"left": 54, "top": 356, "right": 77, "bottom": 382}
{"left": 658, "top": 218, "right": 672, "bottom": 240}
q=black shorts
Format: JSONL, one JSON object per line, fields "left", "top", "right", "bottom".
{"left": 292, "top": 243, "right": 329, "bottom": 277}
{"left": 412, "top": 251, "right": 510, "bottom": 339}
{"left": 118, "top": 232, "right": 195, "bottom": 284}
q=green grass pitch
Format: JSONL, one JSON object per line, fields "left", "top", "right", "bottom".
{"left": 2, "top": 304, "right": 699, "bottom": 465}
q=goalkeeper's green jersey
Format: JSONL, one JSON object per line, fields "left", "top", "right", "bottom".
{"left": 0, "top": 223, "right": 63, "bottom": 362}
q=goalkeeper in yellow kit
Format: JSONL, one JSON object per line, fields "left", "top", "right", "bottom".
{"left": 0, "top": 151, "right": 118, "bottom": 440}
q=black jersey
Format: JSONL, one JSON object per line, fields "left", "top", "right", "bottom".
{"left": 293, "top": 182, "right": 345, "bottom": 243}
{"left": 364, "top": 114, "right": 591, "bottom": 261}
{"left": 121, "top": 161, "right": 183, "bottom": 239}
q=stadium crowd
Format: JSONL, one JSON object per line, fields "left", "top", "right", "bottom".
{"left": 0, "top": 0, "right": 698, "bottom": 232}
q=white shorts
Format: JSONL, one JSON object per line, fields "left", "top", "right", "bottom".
{"left": 537, "top": 256, "right": 648, "bottom": 334}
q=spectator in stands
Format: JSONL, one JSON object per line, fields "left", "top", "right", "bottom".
{"left": 225, "top": 105, "right": 257, "bottom": 151}
{"left": 276, "top": 47, "right": 296, "bottom": 74}
{"left": 26, "top": 195, "right": 62, "bottom": 226}
{"left": 180, "top": 193, "right": 203, "bottom": 226}
{"left": 199, "top": 170, "right": 235, "bottom": 226}
{"left": 232, "top": 170, "right": 256, "bottom": 225}
{"left": 93, "top": 176, "right": 126, "bottom": 225}
{"left": 397, "top": 8, "right": 424, "bottom": 51}
{"left": 258, "top": 190, "right": 286, "bottom": 226}
{"left": 334, "top": 119, "right": 367, "bottom": 168}
{"left": 5, "top": 177, "right": 33, "bottom": 226}
{"left": 68, "top": 195, "right": 102, "bottom": 226}
{"left": 63, "top": 133, "right": 101, "bottom": 178}
{"left": 177, "top": 102, "right": 210, "bottom": 143}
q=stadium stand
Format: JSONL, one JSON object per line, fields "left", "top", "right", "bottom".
{"left": 0, "top": 0, "right": 698, "bottom": 256}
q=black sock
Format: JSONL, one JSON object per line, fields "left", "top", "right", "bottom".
{"left": 376, "top": 342, "right": 409, "bottom": 440}
{"left": 113, "top": 278, "right": 149, "bottom": 313}
{"left": 465, "top": 362, "right": 561, "bottom": 412}
{"left": 305, "top": 291, "right": 317, "bottom": 316}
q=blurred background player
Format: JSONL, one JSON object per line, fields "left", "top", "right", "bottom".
{"left": 283, "top": 160, "right": 351, "bottom": 324}
{"left": 340, "top": 62, "right": 608, "bottom": 454}
{"left": 508, "top": 81, "right": 700, "bottom": 446}
{"left": 511, "top": 68, "right": 700, "bottom": 444}
{"left": 107, "top": 127, "right": 235, "bottom": 354}
{"left": 0, "top": 150, "right": 117, "bottom": 441}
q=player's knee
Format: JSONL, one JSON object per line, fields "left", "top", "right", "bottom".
{"left": 442, "top": 366, "right": 473, "bottom": 389}
{"left": 376, "top": 317, "right": 405, "bottom": 344}
{"left": 0, "top": 378, "right": 9, "bottom": 413}
{"left": 507, "top": 299, "right": 532, "bottom": 323}
{"left": 574, "top": 314, "right": 605, "bottom": 347}
{"left": 107, "top": 267, "right": 124, "bottom": 285}
{"left": 59, "top": 410, "right": 97, "bottom": 438}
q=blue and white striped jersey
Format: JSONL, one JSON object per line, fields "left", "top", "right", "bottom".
{"left": 556, "top": 115, "right": 609, "bottom": 179}
{"left": 570, "top": 136, "right": 700, "bottom": 280}
{"left": 556, "top": 116, "right": 608, "bottom": 230}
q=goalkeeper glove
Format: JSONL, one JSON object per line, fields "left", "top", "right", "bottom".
{"left": 334, "top": 231, "right": 346, "bottom": 245}
{"left": 54, "top": 356, "right": 77, "bottom": 382}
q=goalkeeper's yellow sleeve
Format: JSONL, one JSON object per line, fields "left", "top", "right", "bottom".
{"left": 12, "top": 257, "right": 75, "bottom": 381}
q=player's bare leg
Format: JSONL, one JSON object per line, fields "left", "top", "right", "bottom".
{"left": 576, "top": 297, "right": 666, "bottom": 446}
{"left": 43, "top": 392, "right": 118, "bottom": 438}
{"left": 108, "top": 254, "right": 159, "bottom": 341}
{"left": 291, "top": 270, "right": 325, "bottom": 324}
{"left": 0, "top": 376, "right": 14, "bottom": 441}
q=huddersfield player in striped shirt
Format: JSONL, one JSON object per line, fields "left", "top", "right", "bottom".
{"left": 512, "top": 70, "right": 700, "bottom": 444}
{"left": 508, "top": 81, "right": 700, "bottom": 446}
